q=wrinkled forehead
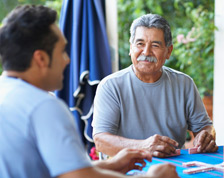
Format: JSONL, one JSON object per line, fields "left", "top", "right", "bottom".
{"left": 133, "top": 26, "right": 165, "bottom": 42}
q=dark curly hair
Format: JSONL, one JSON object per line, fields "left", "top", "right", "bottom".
{"left": 0, "top": 5, "right": 58, "bottom": 71}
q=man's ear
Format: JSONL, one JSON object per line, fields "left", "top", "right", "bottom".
{"left": 129, "top": 43, "right": 132, "bottom": 56}
{"left": 32, "top": 50, "right": 50, "bottom": 68}
{"left": 166, "top": 45, "right": 173, "bottom": 60}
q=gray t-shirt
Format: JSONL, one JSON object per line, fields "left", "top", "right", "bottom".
{"left": 92, "top": 65, "right": 212, "bottom": 148}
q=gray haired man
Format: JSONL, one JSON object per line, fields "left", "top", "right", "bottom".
{"left": 92, "top": 14, "right": 218, "bottom": 158}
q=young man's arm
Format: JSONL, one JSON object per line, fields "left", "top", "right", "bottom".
{"left": 58, "top": 163, "right": 179, "bottom": 178}
{"left": 93, "top": 148, "right": 151, "bottom": 173}
{"left": 94, "top": 132, "right": 179, "bottom": 158}
{"left": 57, "top": 167, "right": 129, "bottom": 178}
{"left": 57, "top": 138, "right": 179, "bottom": 178}
{"left": 56, "top": 144, "right": 153, "bottom": 178}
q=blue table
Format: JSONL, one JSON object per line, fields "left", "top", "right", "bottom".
{"left": 128, "top": 146, "right": 223, "bottom": 177}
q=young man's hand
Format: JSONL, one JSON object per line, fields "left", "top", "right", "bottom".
{"left": 146, "top": 163, "right": 180, "bottom": 178}
{"left": 106, "top": 148, "right": 152, "bottom": 174}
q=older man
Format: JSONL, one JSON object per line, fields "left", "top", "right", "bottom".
{"left": 0, "top": 6, "right": 179, "bottom": 178}
{"left": 92, "top": 14, "right": 218, "bottom": 158}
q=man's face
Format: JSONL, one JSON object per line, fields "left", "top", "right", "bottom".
{"left": 130, "top": 27, "right": 173, "bottom": 82}
{"left": 44, "top": 24, "right": 70, "bottom": 91}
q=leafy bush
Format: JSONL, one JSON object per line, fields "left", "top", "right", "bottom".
{"left": 0, "top": 63, "right": 2, "bottom": 74}
{"left": 172, "top": 3, "right": 215, "bottom": 97}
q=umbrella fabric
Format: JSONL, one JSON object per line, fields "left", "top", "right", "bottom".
{"left": 55, "top": 0, "right": 112, "bottom": 150}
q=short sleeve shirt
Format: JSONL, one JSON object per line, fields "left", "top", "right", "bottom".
{"left": 92, "top": 65, "right": 212, "bottom": 148}
{"left": 0, "top": 76, "right": 92, "bottom": 178}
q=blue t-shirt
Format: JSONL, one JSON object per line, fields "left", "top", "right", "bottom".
{"left": 0, "top": 76, "right": 92, "bottom": 178}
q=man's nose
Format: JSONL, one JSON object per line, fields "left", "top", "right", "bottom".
{"left": 142, "top": 44, "right": 152, "bottom": 56}
{"left": 64, "top": 53, "right": 70, "bottom": 65}
{"left": 62, "top": 53, "right": 70, "bottom": 70}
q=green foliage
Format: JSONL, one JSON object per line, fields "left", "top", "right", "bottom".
{"left": 173, "top": 3, "right": 215, "bottom": 97}
{"left": 0, "top": 0, "right": 62, "bottom": 23}
{"left": 117, "top": 0, "right": 215, "bottom": 97}
{"left": 0, "top": 63, "right": 2, "bottom": 74}
{"left": 45, "top": 0, "right": 63, "bottom": 20}
{"left": 0, "top": 0, "right": 16, "bottom": 24}
{"left": 0, "top": 0, "right": 45, "bottom": 24}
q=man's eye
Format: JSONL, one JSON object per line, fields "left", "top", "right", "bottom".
{"left": 152, "top": 45, "right": 159, "bottom": 48}
{"left": 136, "top": 43, "right": 144, "bottom": 46}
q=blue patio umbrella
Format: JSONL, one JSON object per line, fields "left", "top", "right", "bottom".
{"left": 55, "top": 0, "right": 112, "bottom": 151}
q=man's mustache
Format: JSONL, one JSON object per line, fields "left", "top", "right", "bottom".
{"left": 137, "top": 55, "right": 157, "bottom": 62}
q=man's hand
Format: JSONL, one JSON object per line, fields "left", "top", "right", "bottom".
{"left": 146, "top": 163, "right": 179, "bottom": 178}
{"left": 141, "top": 134, "right": 179, "bottom": 157}
{"left": 107, "top": 148, "right": 152, "bottom": 174}
{"left": 193, "top": 129, "right": 218, "bottom": 153}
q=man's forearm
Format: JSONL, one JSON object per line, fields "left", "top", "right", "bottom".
{"left": 93, "top": 160, "right": 112, "bottom": 170}
{"left": 193, "top": 125, "right": 216, "bottom": 139}
{"left": 94, "top": 132, "right": 144, "bottom": 156}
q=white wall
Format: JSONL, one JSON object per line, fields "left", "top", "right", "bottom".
{"left": 214, "top": 0, "right": 224, "bottom": 145}
{"left": 106, "top": 0, "right": 119, "bottom": 72}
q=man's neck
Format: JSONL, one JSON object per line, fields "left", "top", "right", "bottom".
{"left": 2, "top": 70, "right": 42, "bottom": 89}
{"left": 132, "top": 66, "right": 163, "bottom": 83}
{"left": 3, "top": 71, "right": 26, "bottom": 80}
